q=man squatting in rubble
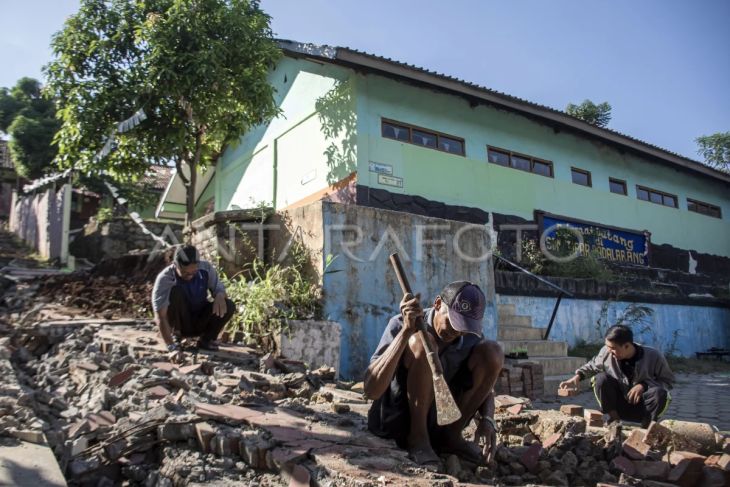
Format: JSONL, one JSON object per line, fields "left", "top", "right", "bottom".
{"left": 364, "top": 281, "right": 504, "bottom": 467}
{"left": 152, "top": 245, "right": 235, "bottom": 354}
{"left": 560, "top": 324, "right": 675, "bottom": 428}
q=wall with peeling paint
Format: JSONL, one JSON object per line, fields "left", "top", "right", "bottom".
{"left": 497, "top": 294, "right": 730, "bottom": 357}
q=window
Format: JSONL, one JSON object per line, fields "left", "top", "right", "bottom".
{"left": 487, "top": 146, "right": 554, "bottom": 178}
{"left": 609, "top": 178, "right": 627, "bottom": 195}
{"left": 571, "top": 167, "right": 592, "bottom": 187}
{"left": 636, "top": 185, "right": 677, "bottom": 208}
{"left": 381, "top": 119, "right": 465, "bottom": 156}
{"left": 688, "top": 198, "right": 722, "bottom": 219}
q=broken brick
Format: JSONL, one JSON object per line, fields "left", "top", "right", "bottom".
{"left": 701, "top": 466, "right": 729, "bottom": 487}
{"left": 195, "top": 422, "right": 216, "bottom": 454}
{"left": 178, "top": 363, "right": 202, "bottom": 375}
{"left": 645, "top": 421, "right": 672, "bottom": 448}
{"left": 151, "top": 362, "right": 177, "bottom": 372}
{"left": 146, "top": 385, "right": 170, "bottom": 399}
{"left": 667, "top": 457, "right": 706, "bottom": 487}
{"left": 623, "top": 429, "right": 650, "bottom": 460}
{"left": 667, "top": 450, "right": 706, "bottom": 466}
{"left": 289, "top": 464, "right": 311, "bottom": 487}
{"left": 507, "top": 404, "right": 523, "bottom": 415}
{"left": 518, "top": 442, "right": 542, "bottom": 472}
{"left": 718, "top": 454, "right": 730, "bottom": 471}
{"left": 584, "top": 409, "right": 603, "bottom": 427}
{"left": 705, "top": 454, "right": 721, "bottom": 466}
{"left": 108, "top": 368, "right": 135, "bottom": 388}
{"left": 542, "top": 432, "right": 562, "bottom": 449}
{"left": 558, "top": 388, "right": 578, "bottom": 397}
{"left": 633, "top": 460, "right": 670, "bottom": 480}
{"left": 611, "top": 456, "right": 636, "bottom": 477}
{"left": 559, "top": 404, "right": 583, "bottom": 417}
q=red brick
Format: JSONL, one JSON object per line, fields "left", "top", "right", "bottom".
{"left": 668, "top": 450, "right": 706, "bottom": 466}
{"left": 584, "top": 409, "right": 603, "bottom": 427}
{"left": 194, "top": 402, "right": 264, "bottom": 423}
{"left": 668, "top": 457, "right": 705, "bottom": 487}
{"left": 623, "top": 429, "right": 650, "bottom": 460}
{"left": 178, "top": 363, "right": 202, "bottom": 375}
{"left": 645, "top": 421, "right": 672, "bottom": 448}
{"left": 108, "top": 368, "right": 135, "bottom": 388}
{"left": 716, "top": 454, "right": 730, "bottom": 472}
{"left": 289, "top": 464, "right": 310, "bottom": 487}
{"left": 542, "top": 432, "right": 562, "bottom": 449}
{"left": 559, "top": 404, "right": 583, "bottom": 417}
{"left": 146, "top": 385, "right": 170, "bottom": 399}
{"left": 632, "top": 460, "right": 670, "bottom": 480}
{"left": 195, "top": 422, "right": 216, "bottom": 454}
{"left": 518, "top": 443, "right": 542, "bottom": 472}
{"left": 151, "top": 362, "right": 177, "bottom": 372}
{"left": 507, "top": 404, "right": 523, "bottom": 415}
{"left": 611, "top": 456, "right": 636, "bottom": 477}
{"left": 558, "top": 388, "right": 578, "bottom": 397}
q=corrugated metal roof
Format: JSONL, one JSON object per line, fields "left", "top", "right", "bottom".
{"left": 278, "top": 40, "right": 730, "bottom": 185}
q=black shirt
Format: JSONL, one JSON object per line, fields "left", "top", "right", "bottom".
{"left": 619, "top": 343, "right": 644, "bottom": 384}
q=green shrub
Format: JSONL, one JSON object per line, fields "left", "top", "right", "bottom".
{"left": 221, "top": 243, "right": 322, "bottom": 352}
{"left": 96, "top": 207, "right": 114, "bottom": 223}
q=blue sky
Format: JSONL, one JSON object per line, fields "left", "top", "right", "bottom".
{"left": 1, "top": 0, "right": 728, "bottom": 161}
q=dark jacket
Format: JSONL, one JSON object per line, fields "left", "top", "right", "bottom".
{"left": 576, "top": 344, "right": 675, "bottom": 393}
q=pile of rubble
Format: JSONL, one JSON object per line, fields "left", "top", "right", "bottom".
{"left": 2, "top": 317, "right": 728, "bottom": 487}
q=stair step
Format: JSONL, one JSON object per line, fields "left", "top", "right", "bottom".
{"left": 500, "top": 340, "right": 567, "bottom": 357}
{"left": 510, "top": 356, "right": 587, "bottom": 376}
{"left": 500, "top": 315, "right": 532, "bottom": 327}
{"left": 497, "top": 303, "right": 516, "bottom": 316}
{"left": 498, "top": 326, "right": 545, "bottom": 341}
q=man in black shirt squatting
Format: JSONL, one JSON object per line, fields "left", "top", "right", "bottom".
{"left": 560, "top": 325, "right": 675, "bottom": 427}
{"left": 363, "top": 281, "right": 504, "bottom": 467}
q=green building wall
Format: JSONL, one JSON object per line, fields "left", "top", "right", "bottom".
{"left": 356, "top": 74, "right": 730, "bottom": 258}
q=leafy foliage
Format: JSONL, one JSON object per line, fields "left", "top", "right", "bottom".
{"left": 0, "top": 77, "right": 60, "bottom": 178}
{"left": 46, "top": 0, "right": 281, "bottom": 228}
{"left": 519, "top": 231, "right": 613, "bottom": 281}
{"left": 566, "top": 99, "right": 612, "bottom": 128}
{"left": 221, "top": 243, "right": 322, "bottom": 352}
{"left": 696, "top": 132, "right": 730, "bottom": 173}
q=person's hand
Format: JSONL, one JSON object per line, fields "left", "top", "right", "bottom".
{"left": 474, "top": 417, "right": 497, "bottom": 463}
{"left": 213, "top": 293, "right": 227, "bottom": 317}
{"left": 627, "top": 383, "right": 645, "bottom": 404}
{"left": 399, "top": 293, "right": 423, "bottom": 334}
{"left": 559, "top": 375, "right": 580, "bottom": 391}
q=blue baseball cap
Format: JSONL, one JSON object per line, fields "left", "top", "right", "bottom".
{"left": 440, "top": 281, "right": 486, "bottom": 336}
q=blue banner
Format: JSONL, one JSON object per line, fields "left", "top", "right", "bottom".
{"left": 538, "top": 213, "right": 650, "bottom": 266}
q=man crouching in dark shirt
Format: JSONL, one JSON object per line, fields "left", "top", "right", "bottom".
{"left": 560, "top": 324, "right": 675, "bottom": 427}
{"left": 363, "top": 281, "right": 504, "bottom": 468}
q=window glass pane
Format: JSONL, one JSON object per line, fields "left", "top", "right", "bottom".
{"left": 512, "top": 155, "right": 530, "bottom": 171}
{"left": 650, "top": 192, "right": 663, "bottom": 204}
{"left": 382, "top": 121, "right": 409, "bottom": 141}
{"left": 662, "top": 195, "right": 676, "bottom": 207}
{"left": 411, "top": 129, "right": 437, "bottom": 148}
{"left": 609, "top": 180, "right": 626, "bottom": 194}
{"left": 571, "top": 169, "right": 590, "bottom": 186}
{"left": 709, "top": 207, "right": 721, "bottom": 218}
{"left": 488, "top": 149, "right": 510, "bottom": 166}
{"left": 439, "top": 136, "right": 464, "bottom": 155}
{"left": 637, "top": 188, "right": 649, "bottom": 201}
{"left": 687, "top": 201, "right": 697, "bottom": 212}
{"left": 533, "top": 160, "right": 552, "bottom": 177}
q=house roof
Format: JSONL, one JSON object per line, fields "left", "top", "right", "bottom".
{"left": 278, "top": 40, "right": 730, "bottom": 186}
{"left": 142, "top": 165, "right": 174, "bottom": 191}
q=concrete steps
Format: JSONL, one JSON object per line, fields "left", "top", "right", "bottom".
{"left": 497, "top": 299, "right": 586, "bottom": 396}
{"left": 498, "top": 326, "right": 544, "bottom": 341}
{"left": 499, "top": 339, "right": 567, "bottom": 357}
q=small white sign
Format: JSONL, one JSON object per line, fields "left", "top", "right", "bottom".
{"left": 369, "top": 161, "right": 393, "bottom": 175}
{"left": 378, "top": 174, "right": 403, "bottom": 188}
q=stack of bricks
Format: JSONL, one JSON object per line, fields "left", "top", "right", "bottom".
{"left": 494, "top": 365, "right": 523, "bottom": 396}
{"left": 517, "top": 362, "right": 544, "bottom": 398}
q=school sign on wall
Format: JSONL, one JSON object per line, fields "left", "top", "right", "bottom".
{"left": 536, "top": 211, "right": 651, "bottom": 266}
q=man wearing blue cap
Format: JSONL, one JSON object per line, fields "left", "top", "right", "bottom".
{"left": 364, "top": 281, "right": 504, "bottom": 468}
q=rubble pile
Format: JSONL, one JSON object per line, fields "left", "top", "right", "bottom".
{"left": 0, "top": 317, "right": 729, "bottom": 485}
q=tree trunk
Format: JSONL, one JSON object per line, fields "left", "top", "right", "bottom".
{"left": 184, "top": 160, "right": 197, "bottom": 240}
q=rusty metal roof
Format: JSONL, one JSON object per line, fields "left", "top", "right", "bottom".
{"left": 142, "top": 165, "right": 173, "bottom": 191}
{"left": 278, "top": 40, "right": 730, "bottom": 185}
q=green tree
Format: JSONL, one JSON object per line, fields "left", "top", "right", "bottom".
{"left": 46, "top": 0, "right": 281, "bottom": 231}
{"left": 566, "top": 99, "right": 612, "bottom": 128}
{"left": 696, "top": 132, "right": 730, "bottom": 173}
{"left": 0, "top": 77, "right": 60, "bottom": 178}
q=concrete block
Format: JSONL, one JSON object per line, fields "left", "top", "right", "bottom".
{"left": 276, "top": 320, "right": 341, "bottom": 378}
{"left": 645, "top": 421, "right": 672, "bottom": 448}
{"left": 70, "top": 436, "right": 88, "bottom": 456}
{"left": 9, "top": 429, "right": 46, "bottom": 444}
{"left": 500, "top": 339, "right": 567, "bottom": 357}
{"left": 623, "top": 429, "right": 650, "bottom": 460}
{"left": 559, "top": 404, "right": 583, "bottom": 416}
{"left": 498, "top": 326, "right": 544, "bottom": 340}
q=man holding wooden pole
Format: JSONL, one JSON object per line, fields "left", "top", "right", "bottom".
{"left": 364, "top": 269, "right": 504, "bottom": 468}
